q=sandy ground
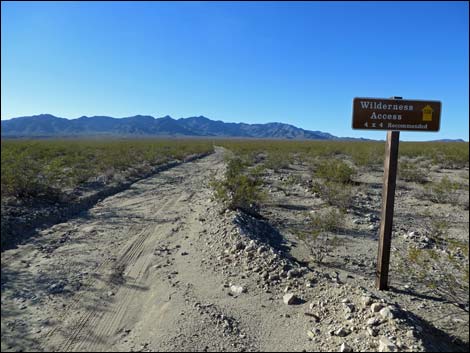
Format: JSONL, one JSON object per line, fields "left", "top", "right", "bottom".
{"left": 1, "top": 148, "right": 469, "bottom": 352}
{"left": 2, "top": 149, "right": 229, "bottom": 352}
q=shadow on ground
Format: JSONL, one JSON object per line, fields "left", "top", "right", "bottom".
{"left": 394, "top": 303, "right": 469, "bottom": 352}
{"left": 233, "top": 211, "right": 291, "bottom": 256}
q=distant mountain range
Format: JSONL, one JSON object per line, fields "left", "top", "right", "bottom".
{"left": 0, "top": 114, "right": 465, "bottom": 142}
{"left": 426, "top": 138, "right": 466, "bottom": 142}
{"left": 0, "top": 114, "right": 347, "bottom": 140}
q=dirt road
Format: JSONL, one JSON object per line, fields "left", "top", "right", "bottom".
{"left": 1, "top": 149, "right": 467, "bottom": 352}
{"left": 2, "top": 149, "right": 307, "bottom": 352}
{"left": 2, "top": 149, "right": 226, "bottom": 351}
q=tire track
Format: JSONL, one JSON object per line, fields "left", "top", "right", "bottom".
{"left": 49, "top": 175, "right": 205, "bottom": 351}
{"left": 70, "top": 193, "right": 191, "bottom": 351}
{"left": 54, "top": 194, "right": 181, "bottom": 352}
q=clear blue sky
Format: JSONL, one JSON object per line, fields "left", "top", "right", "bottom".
{"left": 1, "top": 1, "right": 468, "bottom": 141}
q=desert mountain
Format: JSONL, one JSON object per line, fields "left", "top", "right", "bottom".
{"left": 1, "top": 114, "right": 339, "bottom": 139}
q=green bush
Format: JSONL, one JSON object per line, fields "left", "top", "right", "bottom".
{"left": 210, "top": 157, "right": 266, "bottom": 215}
{"left": 312, "top": 181, "right": 353, "bottom": 210}
{"left": 399, "top": 160, "right": 429, "bottom": 184}
{"left": 282, "top": 174, "right": 303, "bottom": 188}
{"left": 310, "top": 158, "right": 355, "bottom": 210}
{"left": 350, "top": 144, "right": 384, "bottom": 168}
{"left": 264, "top": 151, "right": 292, "bottom": 171}
{"left": 423, "top": 176, "right": 462, "bottom": 205}
{"left": 1, "top": 150, "right": 52, "bottom": 198}
{"left": 296, "top": 208, "right": 345, "bottom": 264}
{"left": 400, "top": 142, "right": 469, "bottom": 169}
{"left": 314, "top": 159, "right": 356, "bottom": 184}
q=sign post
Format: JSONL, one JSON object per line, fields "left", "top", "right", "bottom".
{"left": 352, "top": 96, "right": 441, "bottom": 290}
{"left": 376, "top": 129, "right": 400, "bottom": 290}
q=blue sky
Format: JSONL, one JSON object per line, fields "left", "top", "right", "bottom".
{"left": 1, "top": 1, "right": 468, "bottom": 141}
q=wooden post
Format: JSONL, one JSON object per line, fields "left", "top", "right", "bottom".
{"left": 375, "top": 129, "right": 400, "bottom": 290}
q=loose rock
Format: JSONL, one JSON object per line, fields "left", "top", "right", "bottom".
{"left": 230, "top": 285, "right": 246, "bottom": 295}
{"left": 283, "top": 293, "right": 297, "bottom": 305}
{"left": 340, "top": 342, "right": 353, "bottom": 352}
{"left": 378, "top": 336, "right": 398, "bottom": 352}
{"left": 335, "top": 327, "right": 351, "bottom": 337}
{"left": 371, "top": 302, "right": 385, "bottom": 313}
{"left": 379, "top": 307, "right": 395, "bottom": 320}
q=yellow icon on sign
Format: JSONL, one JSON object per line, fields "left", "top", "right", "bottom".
{"left": 422, "top": 105, "right": 433, "bottom": 121}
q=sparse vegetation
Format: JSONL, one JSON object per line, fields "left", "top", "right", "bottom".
{"left": 281, "top": 174, "right": 303, "bottom": 188}
{"left": 350, "top": 144, "right": 384, "bottom": 168}
{"left": 1, "top": 137, "right": 468, "bottom": 351}
{"left": 400, "top": 142, "right": 469, "bottom": 169}
{"left": 216, "top": 140, "right": 468, "bottom": 171}
{"left": 399, "top": 217, "right": 469, "bottom": 312}
{"left": 1, "top": 139, "right": 214, "bottom": 201}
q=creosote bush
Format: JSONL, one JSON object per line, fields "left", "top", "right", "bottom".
{"left": 1, "top": 151, "right": 53, "bottom": 198}
{"left": 210, "top": 157, "right": 266, "bottom": 216}
{"left": 282, "top": 174, "right": 303, "bottom": 188}
{"left": 399, "top": 160, "right": 429, "bottom": 184}
{"left": 310, "top": 158, "right": 355, "bottom": 210}
{"left": 312, "top": 181, "right": 353, "bottom": 210}
{"left": 296, "top": 208, "right": 345, "bottom": 264}
{"left": 314, "top": 159, "right": 356, "bottom": 184}
{"left": 264, "top": 151, "right": 292, "bottom": 171}
{"left": 423, "top": 176, "right": 462, "bottom": 205}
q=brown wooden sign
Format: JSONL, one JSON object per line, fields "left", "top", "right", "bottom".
{"left": 352, "top": 97, "right": 441, "bottom": 131}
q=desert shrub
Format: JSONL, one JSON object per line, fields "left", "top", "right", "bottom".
{"left": 248, "top": 163, "right": 267, "bottom": 178}
{"left": 423, "top": 176, "right": 462, "bottom": 205}
{"left": 264, "top": 151, "right": 292, "bottom": 171}
{"left": 351, "top": 152, "right": 381, "bottom": 168}
{"left": 314, "top": 159, "right": 356, "bottom": 184}
{"left": 428, "top": 218, "right": 451, "bottom": 243}
{"left": 312, "top": 181, "right": 353, "bottom": 210}
{"left": 350, "top": 144, "right": 384, "bottom": 168}
{"left": 1, "top": 150, "right": 52, "bottom": 198}
{"left": 399, "top": 160, "right": 429, "bottom": 184}
{"left": 296, "top": 208, "right": 345, "bottom": 264}
{"left": 309, "top": 158, "right": 355, "bottom": 209}
{"left": 210, "top": 157, "right": 266, "bottom": 215}
{"left": 282, "top": 174, "right": 303, "bottom": 188}
{"left": 242, "top": 151, "right": 261, "bottom": 166}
